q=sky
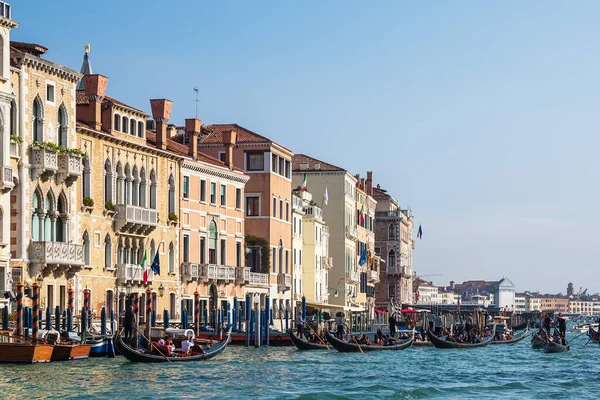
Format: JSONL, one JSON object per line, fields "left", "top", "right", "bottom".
{"left": 13, "top": 1, "right": 600, "bottom": 294}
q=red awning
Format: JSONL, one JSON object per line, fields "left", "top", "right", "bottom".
{"left": 374, "top": 308, "right": 385, "bottom": 314}
{"left": 400, "top": 308, "right": 418, "bottom": 313}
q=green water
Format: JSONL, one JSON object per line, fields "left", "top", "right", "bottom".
{"left": 0, "top": 332, "right": 597, "bottom": 399}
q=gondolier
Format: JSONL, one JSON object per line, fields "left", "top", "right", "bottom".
{"left": 124, "top": 306, "right": 136, "bottom": 343}
{"left": 296, "top": 311, "right": 305, "bottom": 338}
{"left": 555, "top": 313, "right": 567, "bottom": 339}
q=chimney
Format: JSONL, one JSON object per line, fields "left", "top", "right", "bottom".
{"left": 149, "top": 99, "right": 172, "bottom": 150}
{"left": 222, "top": 130, "right": 237, "bottom": 169}
{"left": 361, "top": 178, "right": 366, "bottom": 191}
{"left": 450, "top": 281, "right": 455, "bottom": 290}
{"left": 167, "top": 124, "right": 177, "bottom": 139}
{"left": 83, "top": 74, "right": 108, "bottom": 130}
{"left": 366, "top": 171, "right": 373, "bottom": 196}
{"left": 185, "top": 118, "right": 201, "bottom": 159}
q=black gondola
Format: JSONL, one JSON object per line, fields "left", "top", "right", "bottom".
{"left": 115, "top": 329, "right": 231, "bottom": 363}
{"left": 324, "top": 330, "right": 412, "bottom": 352}
{"left": 491, "top": 328, "right": 530, "bottom": 345}
{"left": 587, "top": 326, "right": 599, "bottom": 344}
{"left": 288, "top": 329, "right": 330, "bottom": 350}
{"left": 544, "top": 338, "right": 569, "bottom": 353}
{"left": 426, "top": 327, "right": 495, "bottom": 349}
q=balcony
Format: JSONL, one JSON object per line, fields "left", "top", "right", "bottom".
{"left": 375, "top": 210, "right": 400, "bottom": 219}
{"left": 199, "top": 264, "right": 235, "bottom": 282}
{"left": 366, "top": 233, "right": 375, "bottom": 245}
{"left": 113, "top": 204, "right": 158, "bottom": 235}
{"left": 277, "top": 273, "right": 291, "bottom": 292}
{"left": 305, "top": 206, "right": 322, "bottom": 220}
{"left": 345, "top": 225, "right": 358, "bottom": 241}
{"left": 1, "top": 165, "right": 14, "bottom": 192}
{"left": 57, "top": 153, "right": 82, "bottom": 185}
{"left": 9, "top": 140, "right": 19, "bottom": 158}
{"left": 322, "top": 256, "right": 333, "bottom": 269}
{"left": 345, "top": 270, "right": 360, "bottom": 284}
{"left": 235, "top": 266, "right": 249, "bottom": 285}
{"left": 30, "top": 146, "right": 58, "bottom": 178}
{"left": 292, "top": 195, "right": 304, "bottom": 213}
{"left": 29, "top": 241, "right": 84, "bottom": 275}
{"left": 387, "top": 266, "right": 401, "bottom": 275}
{"left": 368, "top": 269, "right": 379, "bottom": 283}
{"left": 247, "top": 271, "right": 269, "bottom": 287}
{"left": 117, "top": 263, "right": 153, "bottom": 284}
{"left": 181, "top": 262, "right": 200, "bottom": 282}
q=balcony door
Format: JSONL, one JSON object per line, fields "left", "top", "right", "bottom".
{"left": 208, "top": 220, "right": 217, "bottom": 264}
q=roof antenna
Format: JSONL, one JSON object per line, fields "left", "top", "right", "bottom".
{"left": 193, "top": 87, "right": 200, "bottom": 118}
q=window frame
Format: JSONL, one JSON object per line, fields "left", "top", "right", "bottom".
{"left": 182, "top": 176, "right": 190, "bottom": 199}
{"left": 246, "top": 151, "right": 265, "bottom": 172}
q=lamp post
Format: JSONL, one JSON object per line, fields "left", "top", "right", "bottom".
{"left": 126, "top": 283, "right": 132, "bottom": 297}
{"left": 158, "top": 283, "right": 164, "bottom": 297}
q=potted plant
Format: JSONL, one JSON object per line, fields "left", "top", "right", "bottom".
{"left": 168, "top": 212, "right": 178, "bottom": 225}
{"left": 104, "top": 200, "right": 116, "bottom": 217}
{"left": 82, "top": 196, "right": 95, "bottom": 212}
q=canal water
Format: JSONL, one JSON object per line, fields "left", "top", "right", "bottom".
{"left": 0, "top": 332, "right": 598, "bottom": 399}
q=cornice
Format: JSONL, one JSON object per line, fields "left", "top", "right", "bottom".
{"left": 11, "top": 53, "right": 82, "bottom": 84}
{"left": 181, "top": 160, "right": 249, "bottom": 184}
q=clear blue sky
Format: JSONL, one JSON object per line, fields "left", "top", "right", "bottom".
{"left": 14, "top": 1, "right": 600, "bottom": 294}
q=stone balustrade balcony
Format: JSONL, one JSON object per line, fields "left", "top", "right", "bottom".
{"left": 277, "top": 273, "right": 291, "bottom": 292}
{"left": 248, "top": 271, "right": 269, "bottom": 287}
{"left": 113, "top": 204, "right": 157, "bottom": 235}
{"left": 345, "top": 270, "right": 360, "bottom": 284}
{"left": 345, "top": 225, "right": 358, "bottom": 241}
{"left": 57, "top": 153, "right": 82, "bottom": 185}
{"left": 181, "top": 262, "right": 200, "bottom": 281}
{"left": 30, "top": 241, "right": 84, "bottom": 276}
{"left": 30, "top": 146, "right": 58, "bottom": 178}
{"left": 199, "top": 264, "right": 235, "bottom": 282}
{"left": 117, "top": 263, "right": 153, "bottom": 284}
{"left": 368, "top": 269, "right": 379, "bottom": 283}
{"left": 1, "top": 165, "right": 14, "bottom": 192}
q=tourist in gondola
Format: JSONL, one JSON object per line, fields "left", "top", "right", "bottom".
{"left": 181, "top": 336, "right": 195, "bottom": 356}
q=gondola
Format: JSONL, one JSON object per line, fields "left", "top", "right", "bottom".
{"left": 426, "top": 327, "right": 495, "bottom": 349}
{"left": 544, "top": 338, "right": 570, "bottom": 353}
{"left": 491, "top": 328, "right": 530, "bottom": 345}
{"left": 531, "top": 331, "right": 546, "bottom": 349}
{"left": 115, "top": 328, "right": 231, "bottom": 363}
{"left": 587, "top": 326, "right": 599, "bottom": 344}
{"left": 325, "top": 330, "right": 413, "bottom": 352}
{"left": 289, "top": 329, "right": 330, "bottom": 350}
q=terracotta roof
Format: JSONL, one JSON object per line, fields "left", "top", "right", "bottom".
{"left": 373, "top": 186, "right": 388, "bottom": 197}
{"left": 10, "top": 41, "right": 48, "bottom": 56}
{"left": 76, "top": 90, "right": 89, "bottom": 105}
{"left": 145, "top": 131, "right": 244, "bottom": 172}
{"left": 201, "top": 123, "right": 292, "bottom": 153}
{"left": 104, "top": 95, "right": 147, "bottom": 115}
{"left": 292, "top": 154, "right": 345, "bottom": 172}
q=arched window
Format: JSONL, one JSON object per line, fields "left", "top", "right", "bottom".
{"left": 124, "top": 164, "right": 132, "bottom": 205}
{"left": 388, "top": 224, "right": 395, "bottom": 240}
{"left": 139, "top": 167, "right": 146, "bottom": 207}
{"left": 32, "top": 96, "right": 43, "bottom": 142}
{"left": 132, "top": 166, "right": 139, "bottom": 206}
{"left": 388, "top": 249, "right": 396, "bottom": 268}
{"left": 10, "top": 99, "right": 17, "bottom": 136}
{"left": 122, "top": 116, "right": 128, "bottom": 133}
{"left": 138, "top": 121, "right": 144, "bottom": 138}
{"left": 44, "top": 190, "right": 54, "bottom": 241}
{"left": 116, "top": 162, "right": 124, "bottom": 204}
{"left": 114, "top": 114, "right": 120, "bottom": 131}
{"left": 168, "top": 174, "right": 175, "bottom": 214}
{"left": 130, "top": 119, "right": 136, "bottom": 136}
{"left": 104, "top": 159, "right": 113, "bottom": 203}
{"left": 117, "top": 237, "right": 124, "bottom": 264}
{"left": 136, "top": 239, "right": 144, "bottom": 265}
{"left": 168, "top": 242, "right": 174, "bottom": 274}
{"left": 82, "top": 157, "right": 91, "bottom": 200}
{"left": 149, "top": 169, "right": 157, "bottom": 209}
{"left": 208, "top": 220, "right": 217, "bottom": 264}
{"left": 104, "top": 235, "right": 112, "bottom": 269}
{"left": 56, "top": 192, "right": 68, "bottom": 242}
{"left": 31, "top": 188, "right": 42, "bottom": 241}
{"left": 83, "top": 230, "right": 91, "bottom": 266}
{"left": 57, "top": 104, "right": 68, "bottom": 147}
{"left": 150, "top": 239, "right": 156, "bottom": 259}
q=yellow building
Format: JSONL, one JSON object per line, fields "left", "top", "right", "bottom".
{"left": 75, "top": 48, "right": 180, "bottom": 320}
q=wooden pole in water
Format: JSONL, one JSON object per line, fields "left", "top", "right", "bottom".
{"left": 133, "top": 293, "right": 139, "bottom": 348}
{"left": 31, "top": 283, "right": 39, "bottom": 343}
{"left": 145, "top": 287, "right": 152, "bottom": 343}
{"left": 194, "top": 290, "right": 200, "bottom": 337}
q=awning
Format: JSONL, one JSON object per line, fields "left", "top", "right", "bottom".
{"left": 401, "top": 308, "right": 418, "bottom": 314}
{"left": 305, "top": 302, "right": 346, "bottom": 311}
{"left": 345, "top": 306, "right": 366, "bottom": 312}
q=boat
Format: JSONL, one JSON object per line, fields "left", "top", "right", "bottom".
{"left": 544, "top": 338, "right": 570, "bottom": 353}
{"left": 587, "top": 326, "right": 599, "bottom": 343}
{"left": 195, "top": 328, "right": 291, "bottom": 346}
{"left": 426, "top": 328, "right": 495, "bottom": 349}
{"left": 288, "top": 329, "right": 330, "bottom": 350}
{"left": 491, "top": 328, "right": 530, "bottom": 345}
{"left": 325, "top": 330, "right": 413, "bottom": 352}
{"left": 531, "top": 331, "right": 546, "bottom": 349}
{"left": 51, "top": 343, "right": 92, "bottom": 361}
{"left": 0, "top": 334, "right": 54, "bottom": 363}
{"left": 86, "top": 334, "right": 115, "bottom": 357}
{"left": 115, "top": 328, "right": 232, "bottom": 363}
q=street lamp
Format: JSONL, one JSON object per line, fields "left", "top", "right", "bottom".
{"left": 126, "top": 283, "right": 132, "bottom": 296}
{"left": 36, "top": 273, "right": 43, "bottom": 286}
{"left": 158, "top": 283, "right": 165, "bottom": 297}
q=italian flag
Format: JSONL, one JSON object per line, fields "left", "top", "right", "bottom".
{"left": 359, "top": 203, "right": 365, "bottom": 223}
{"left": 301, "top": 173, "right": 307, "bottom": 192}
{"left": 140, "top": 250, "right": 148, "bottom": 285}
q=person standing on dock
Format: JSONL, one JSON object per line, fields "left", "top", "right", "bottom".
{"left": 124, "top": 306, "right": 136, "bottom": 344}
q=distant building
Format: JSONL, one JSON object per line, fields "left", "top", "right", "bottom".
{"left": 454, "top": 278, "right": 516, "bottom": 311}
{"left": 567, "top": 282, "right": 574, "bottom": 297}
{"left": 514, "top": 293, "right": 527, "bottom": 312}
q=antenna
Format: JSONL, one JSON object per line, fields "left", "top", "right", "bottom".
{"left": 193, "top": 87, "right": 200, "bottom": 118}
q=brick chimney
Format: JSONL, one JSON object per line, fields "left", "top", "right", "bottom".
{"left": 149, "top": 99, "right": 173, "bottom": 150}
{"left": 222, "top": 130, "right": 237, "bottom": 169}
{"left": 83, "top": 74, "right": 108, "bottom": 130}
{"left": 185, "top": 118, "right": 201, "bottom": 159}
{"left": 366, "top": 171, "right": 373, "bottom": 196}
